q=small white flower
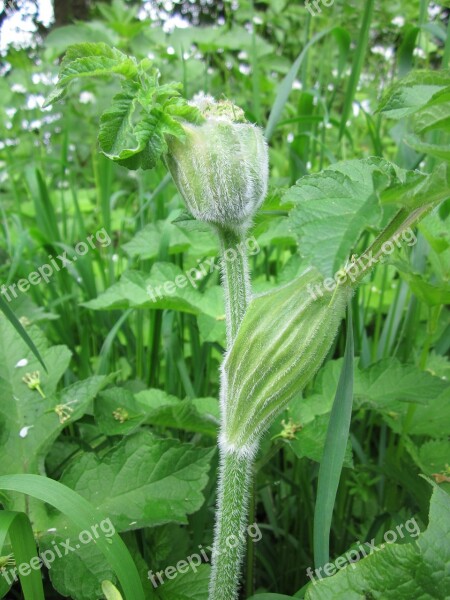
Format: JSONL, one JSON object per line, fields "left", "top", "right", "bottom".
{"left": 15, "top": 358, "right": 28, "bottom": 368}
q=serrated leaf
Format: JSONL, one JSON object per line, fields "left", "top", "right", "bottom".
{"left": 378, "top": 69, "right": 450, "bottom": 119}
{"left": 415, "top": 439, "right": 450, "bottom": 481}
{"left": 285, "top": 159, "right": 389, "bottom": 277}
{"left": 381, "top": 163, "right": 450, "bottom": 210}
{"left": 59, "top": 431, "right": 214, "bottom": 530}
{"left": 99, "top": 99, "right": 168, "bottom": 170}
{"left": 44, "top": 43, "right": 137, "bottom": 107}
{"left": 83, "top": 264, "right": 223, "bottom": 316}
{"left": 135, "top": 389, "right": 219, "bottom": 436}
{"left": 354, "top": 358, "right": 448, "bottom": 409}
{"left": 94, "top": 387, "right": 219, "bottom": 437}
{"left": 305, "top": 484, "right": 450, "bottom": 599}
{"left": 414, "top": 86, "right": 450, "bottom": 134}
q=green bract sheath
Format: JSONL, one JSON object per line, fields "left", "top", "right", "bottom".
{"left": 220, "top": 269, "right": 353, "bottom": 455}
{"left": 165, "top": 95, "right": 268, "bottom": 229}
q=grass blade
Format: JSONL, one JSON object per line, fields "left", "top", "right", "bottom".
{"left": 0, "top": 511, "right": 45, "bottom": 599}
{"left": 0, "top": 474, "right": 145, "bottom": 600}
{"left": 313, "top": 305, "right": 354, "bottom": 569}
{"left": 0, "top": 295, "right": 47, "bottom": 372}
{"left": 265, "top": 29, "right": 331, "bottom": 141}
{"left": 338, "top": 0, "right": 375, "bottom": 140}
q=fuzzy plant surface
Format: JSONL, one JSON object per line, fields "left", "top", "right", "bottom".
{"left": 44, "top": 43, "right": 448, "bottom": 600}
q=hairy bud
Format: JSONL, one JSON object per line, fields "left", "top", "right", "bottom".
{"left": 165, "top": 95, "right": 268, "bottom": 229}
{"left": 220, "top": 269, "right": 353, "bottom": 454}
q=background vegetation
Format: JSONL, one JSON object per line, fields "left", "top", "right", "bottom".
{"left": 0, "top": 0, "right": 449, "bottom": 598}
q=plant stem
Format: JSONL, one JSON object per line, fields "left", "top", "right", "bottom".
{"left": 209, "top": 451, "right": 254, "bottom": 600}
{"left": 216, "top": 226, "right": 252, "bottom": 345}
{"left": 209, "top": 224, "right": 254, "bottom": 600}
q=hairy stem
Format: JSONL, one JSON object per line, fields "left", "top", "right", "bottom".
{"left": 209, "top": 451, "right": 254, "bottom": 600}
{"left": 216, "top": 226, "right": 252, "bottom": 345}
{"left": 209, "top": 225, "right": 254, "bottom": 600}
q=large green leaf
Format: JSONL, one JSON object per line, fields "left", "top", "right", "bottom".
{"left": 83, "top": 264, "right": 223, "bottom": 316}
{"left": 59, "top": 431, "right": 214, "bottom": 530}
{"left": 287, "top": 158, "right": 449, "bottom": 279}
{"left": 0, "top": 475, "right": 145, "bottom": 600}
{"left": 94, "top": 387, "right": 219, "bottom": 437}
{"left": 305, "top": 483, "right": 450, "bottom": 599}
{"left": 285, "top": 159, "right": 387, "bottom": 277}
{"left": 0, "top": 314, "right": 106, "bottom": 496}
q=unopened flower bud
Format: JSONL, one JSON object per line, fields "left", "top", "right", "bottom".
{"left": 165, "top": 94, "right": 268, "bottom": 230}
{"left": 220, "top": 269, "right": 353, "bottom": 454}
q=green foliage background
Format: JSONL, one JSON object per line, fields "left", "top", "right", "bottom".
{"left": 0, "top": 0, "right": 449, "bottom": 598}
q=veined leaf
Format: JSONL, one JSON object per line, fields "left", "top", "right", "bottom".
{"left": 378, "top": 69, "right": 450, "bottom": 119}
{"left": 285, "top": 158, "right": 391, "bottom": 277}
{"left": 58, "top": 430, "right": 214, "bottom": 530}
{"left": 305, "top": 483, "right": 450, "bottom": 599}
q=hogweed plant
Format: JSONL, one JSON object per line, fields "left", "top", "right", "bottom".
{"left": 45, "top": 44, "right": 449, "bottom": 600}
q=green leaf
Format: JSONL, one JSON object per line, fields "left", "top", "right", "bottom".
{"left": 83, "top": 264, "right": 223, "bottom": 316}
{"left": 405, "top": 135, "right": 450, "bottom": 160}
{"left": 284, "top": 413, "right": 353, "bottom": 468}
{"left": 414, "top": 439, "right": 450, "bottom": 482}
{"left": 354, "top": 358, "right": 448, "bottom": 409}
{"left": 59, "top": 431, "right": 214, "bottom": 530}
{"left": 305, "top": 484, "right": 450, "bottom": 599}
{"left": 94, "top": 387, "right": 219, "bottom": 437}
{"left": 44, "top": 43, "right": 137, "bottom": 107}
{"left": 101, "top": 109, "right": 168, "bottom": 170}
{"left": 122, "top": 221, "right": 190, "bottom": 260}
{"left": 136, "top": 390, "right": 219, "bottom": 436}
{"left": 414, "top": 86, "right": 450, "bottom": 134}
{"left": 378, "top": 69, "right": 450, "bottom": 119}
{"left": 286, "top": 158, "right": 389, "bottom": 277}
{"left": 0, "top": 474, "right": 145, "bottom": 600}
{"left": 155, "top": 563, "right": 210, "bottom": 600}
{"left": 39, "top": 525, "right": 117, "bottom": 600}
{"left": 0, "top": 511, "right": 45, "bottom": 600}
{"left": 381, "top": 163, "right": 450, "bottom": 211}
